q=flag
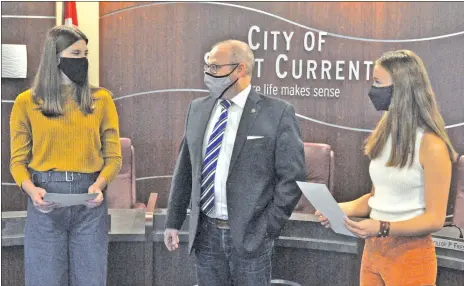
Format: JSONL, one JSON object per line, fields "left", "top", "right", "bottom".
{"left": 63, "top": 1, "right": 78, "bottom": 26}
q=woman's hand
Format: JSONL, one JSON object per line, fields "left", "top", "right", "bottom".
{"left": 315, "top": 210, "right": 331, "bottom": 228}
{"left": 86, "top": 183, "right": 104, "bottom": 208}
{"left": 26, "top": 186, "right": 58, "bottom": 213}
{"left": 344, "top": 217, "right": 380, "bottom": 239}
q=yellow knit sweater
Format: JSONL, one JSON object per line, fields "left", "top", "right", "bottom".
{"left": 9, "top": 86, "right": 122, "bottom": 187}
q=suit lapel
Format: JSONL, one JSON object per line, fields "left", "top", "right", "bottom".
{"left": 227, "top": 89, "right": 261, "bottom": 179}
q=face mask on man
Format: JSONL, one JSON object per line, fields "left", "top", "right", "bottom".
{"left": 58, "top": 57, "right": 89, "bottom": 85}
{"left": 203, "top": 65, "right": 239, "bottom": 99}
{"left": 368, "top": 85, "right": 393, "bottom": 111}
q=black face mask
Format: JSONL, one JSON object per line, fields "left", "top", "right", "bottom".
{"left": 368, "top": 85, "right": 393, "bottom": 111}
{"left": 58, "top": 57, "right": 88, "bottom": 85}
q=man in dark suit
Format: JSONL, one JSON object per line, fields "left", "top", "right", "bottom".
{"left": 164, "top": 39, "right": 306, "bottom": 286}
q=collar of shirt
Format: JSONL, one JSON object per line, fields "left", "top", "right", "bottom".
{"left": 225, "top": 84, "right": 251, "bottom": 109}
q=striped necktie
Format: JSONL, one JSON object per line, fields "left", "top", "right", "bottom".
{"left": 200, "top": 99, "right": 232, "bottom": 215}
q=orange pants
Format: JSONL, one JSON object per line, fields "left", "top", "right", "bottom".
{"left": 360, "top": 234, "right": 437, "bottom": 286}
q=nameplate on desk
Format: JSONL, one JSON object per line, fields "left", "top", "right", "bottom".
{"left": 432, "top": 237, "right": 464, "bottom": 252}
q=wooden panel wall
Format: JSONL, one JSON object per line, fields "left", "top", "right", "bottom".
{"left": 99, "top": 2, "right": 464, "bottom": 209}
{"left": 1, "top": 2, "right": 56, "bottom": 211}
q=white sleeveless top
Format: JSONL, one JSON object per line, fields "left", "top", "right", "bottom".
{"left": 368, "top": 129, "right": 425, "bottom": 222}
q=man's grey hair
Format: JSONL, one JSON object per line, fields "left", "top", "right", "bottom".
{"left": 212, "top": 40, "right": 255, "bottom": 76}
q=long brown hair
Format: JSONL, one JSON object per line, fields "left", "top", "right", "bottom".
{"left": 32, "top": 25, "right": 93, "bottom": 116}
{"left": 364, "top": 50, "right": 457, "bottom": 167}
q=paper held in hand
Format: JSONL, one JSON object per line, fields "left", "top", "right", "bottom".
{"left": 43, "top": 193, "right": 98, "bottom": 207}
{"left": 296, "top": 181, "right": 356, "bottom": 237}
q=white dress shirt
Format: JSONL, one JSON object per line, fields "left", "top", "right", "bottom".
{"left": 202, "top": 84, "right": 251, "bottom": 220}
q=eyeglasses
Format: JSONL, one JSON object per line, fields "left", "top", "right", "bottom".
{"left": 204, "top": 63, "right": 239, "bottom": 75}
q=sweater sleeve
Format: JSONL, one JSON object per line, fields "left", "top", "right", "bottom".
{"left": 9, "top": 92, "right": 32, "bottom": 188}
{"left": 98, "top": 91, "right": 122, "bottom": 184}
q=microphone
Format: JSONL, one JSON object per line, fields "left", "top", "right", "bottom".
{"left": 443, "top": 222, "right": 463, "bottom": 239}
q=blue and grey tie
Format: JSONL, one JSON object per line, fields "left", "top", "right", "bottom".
{"left": 200, "top": 99, "right": 232, "bottom": 215}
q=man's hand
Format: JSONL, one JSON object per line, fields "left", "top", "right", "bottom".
{"left": 164, "top": 228, "right": 180, "bottom": 251}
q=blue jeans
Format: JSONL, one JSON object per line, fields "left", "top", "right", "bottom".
{"left": 194, "top": 215, "right": 273, "bottom": 286}
{"left": 24, "top": 171, "right": 109, "bottom": 286}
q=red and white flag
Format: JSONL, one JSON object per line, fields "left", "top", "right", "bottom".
{"left": 63, "top": 1, "right": 78, "bottom": 26}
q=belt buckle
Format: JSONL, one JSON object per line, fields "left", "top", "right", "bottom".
{"left": 65, "top": 171, "right": 74, "bottom": 182}
{"left": 215, "top": 219, "right": 230, "bottom": 229}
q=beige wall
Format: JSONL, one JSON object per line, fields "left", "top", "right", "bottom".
{"left": 56, "top": 2, "right": 99, "bottom": 86}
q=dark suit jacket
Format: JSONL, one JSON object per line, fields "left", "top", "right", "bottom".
{"left": 165, "top": 88, "right": 306, "bottom": 255}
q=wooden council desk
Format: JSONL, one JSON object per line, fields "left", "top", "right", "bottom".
{"left": 2, "top": 209, "right": 463, "bottom": 286}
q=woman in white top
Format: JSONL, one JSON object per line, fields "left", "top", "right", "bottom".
{"left": 317, "top": 50, "right": 457, "bottom": 286}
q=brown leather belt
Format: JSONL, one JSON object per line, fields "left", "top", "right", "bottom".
{"left": 203, "top": 215, "right": 230, "bottom": 229}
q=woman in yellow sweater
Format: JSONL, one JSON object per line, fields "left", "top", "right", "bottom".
{"left": 10, "top": 25, "right": 121, "bottom": 286}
